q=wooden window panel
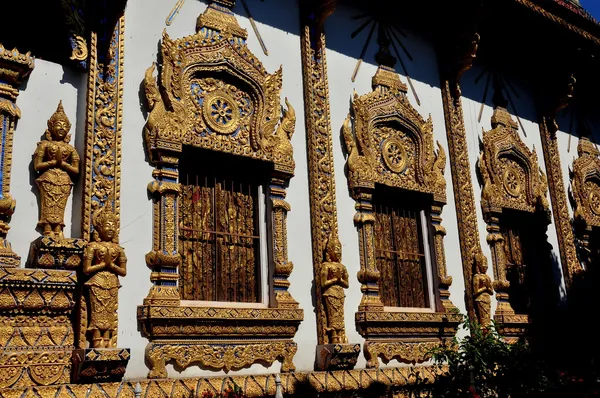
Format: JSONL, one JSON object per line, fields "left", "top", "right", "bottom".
{"left": 179, "top": 168, "right": 261, "bottom": 303}
{"left": 374, "top": 203, "right": 429, "bottom": 309}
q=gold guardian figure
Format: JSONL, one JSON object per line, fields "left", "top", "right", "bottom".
{"left": 83, "top": 208, "right": 127, "bottom": 348}
{"left": 34, "top": 101, "right": 80, "bottom": 238}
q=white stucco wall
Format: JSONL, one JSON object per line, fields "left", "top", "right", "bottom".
{"left": 324, "top": 3, "right": 468, "bottom": 368}
{"left": 10, "top": 59, "right": 85, "bottom": 266}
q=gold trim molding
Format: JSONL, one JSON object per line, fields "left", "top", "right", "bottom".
{"left": 0, "top": 44, "right": 35, "bottom": 267}
{"left": 139, "top": 3, "right": 302, "bottom": 376}
{"left": 0, "top": 365, "right": 446, "bottom": 397}
{"left": 343, "top": 66, "right": 460, "bottom": 367}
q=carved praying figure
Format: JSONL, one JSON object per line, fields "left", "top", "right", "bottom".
{"left": 473, "top": 251, "right": 494, "bottom": 329}
{"left": 33, "top": 101, "right": 80, "bottom": 238}
{"left": 83, "top": 209, "right": 127, "bottom": 348}
{"left": 321, "top": 236, "right": 349, "bottom": 344}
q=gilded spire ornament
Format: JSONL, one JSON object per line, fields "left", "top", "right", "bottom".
{"left": 33, "top": 101, "right": 80, "bottom": 238}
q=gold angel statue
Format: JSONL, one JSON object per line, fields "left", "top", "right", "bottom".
{"left": 33, "top": 101, "right": 80, "bottom": 238}
{"left": 473, "top": 251, "right": 494, "bottom": 329}
{"left": 83, "top": 208, "right": 127, "bottom": 348}
{"left": 321, "top": 236, "right": 349, "bottom": 344}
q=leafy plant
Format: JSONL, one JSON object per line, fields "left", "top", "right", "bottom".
{"left": 429, "top": 316, "right": 559, "bottom": 398}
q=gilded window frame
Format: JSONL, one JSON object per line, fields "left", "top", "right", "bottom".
{"left": 342, "top": 66, "right": 460, "bottom": 368}
{"left": 137, "top": 4, "right": 303, "bottom": 378}
{"left": 478, "top": 106, "right": 551, "bottom": 339}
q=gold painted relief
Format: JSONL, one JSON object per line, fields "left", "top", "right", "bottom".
{"left": 570, "top": 137, "right": 600, "bottom": 267}
{"left": 478, "top": 105, "right": 550, "bottom": 336}
{"left": 343, "top": 65, "right": 460, "bottom": 367}
{"left": 139, "top": 1, "right": 302, "bottom": 376}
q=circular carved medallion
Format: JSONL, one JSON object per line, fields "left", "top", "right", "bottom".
{"left": 203, "top": 91, "right": 240, "bottom": 134}
{"left": 382, "top": 137, "right": 407, "bottom": 173}
{"left": 589, "top": 187, "right": 600, "bottom": 216}
{"left": 502, "top": 166, "right": 522, "bottom": 197}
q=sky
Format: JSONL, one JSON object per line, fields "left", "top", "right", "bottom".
{"left": 580, "top": 0, "right": 600, "bottom": 20}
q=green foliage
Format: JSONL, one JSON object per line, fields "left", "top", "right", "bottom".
{"left": 428, "top": 316, "right": 559, "bottom": 398}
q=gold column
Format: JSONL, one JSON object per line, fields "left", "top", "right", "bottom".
{"left": 539, "top": 115, "right": 581, "bottom": 284}
{"left": 301, "top": 13, "right": 360, "bottom": 369}
{"left": 0, "top": 45, "right": 34, "bottom": 267}
{"left": 438, "top": 37, "right": 484, "bottom": 319}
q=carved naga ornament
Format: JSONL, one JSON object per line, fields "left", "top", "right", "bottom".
{"left": 143, "top": 6, "right": 295, "bottom": 174}
{"left": 479, "top": 107, "right": 550, "bottom": 215}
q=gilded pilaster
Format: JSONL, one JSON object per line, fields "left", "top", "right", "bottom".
{"left": 81, "top": 17, "right": 125, "bottom": 242}
{"left": 539, "top": 115, "right": 581, "bottom": 283}
{"left": 77, "top": 13, "right": 130, "bottom": 382}
{"left": 0, "top": 45, "right": 34, "bottom": 267}
{"left": 439, "top": 77, "right": 482, "bottom": 320}
{"left": 301, "top": 15, "right": 358, "bottom": 369}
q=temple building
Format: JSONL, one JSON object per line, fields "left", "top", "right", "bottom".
{"left": 0, "top": 0, "right": 598, "bottom": 396}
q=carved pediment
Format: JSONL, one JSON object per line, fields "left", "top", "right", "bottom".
{"left": 143, "top": 4, "right": 295, "bottom": 174}
{"left": 479, "top": 107, "right": 549, "bottom": 214}
{"left": 343, "top": 66, "right": 446, "bottom": 202}
{"left": 571, "top": 137, "right": 600, "bottom": 228}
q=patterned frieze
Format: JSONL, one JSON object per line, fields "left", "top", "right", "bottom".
{"left": 0, "top": 365, "right": 447, "bottom": 397}
{"left": 0, "top": 268, "right": 76, "bottom": 388}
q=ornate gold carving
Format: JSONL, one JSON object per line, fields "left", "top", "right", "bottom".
{"left": 479, "top": 107, "right": 549, "bottom": 215}
{"left": 344, "top": 64, "right": 458, "bottom": 367}
{"left": 0, "top": 44, "right": 35, "bottom": 267}
{"left": 439, "top": 72, "right": 483, "bottom": 321}
{"left": 82, "top": 17, "right": 124, "bottom": 241}
{"left": 344, "top": 67, "right": 446, "bottom": 202}
{"left": 364, "top": 341, "right": 444, "bottom": 368}
{"left": 59, "top": 0, "right": 88, "bottom": 67}
{"left": 315, "top": 343, "right": 361, "bottom": 371}
{"left": 539, "top": 116, "right": 581, "bottom": 283}
{"left": 71, "top": 348, "right": 130, "bottom": 384}
{"left": 82, "top": 209, "right": 126, "bottom": 349}
{"left": 2, "top": 365, "right": 447, "bottom": 397}
{"left": 479, "top": 106, "right": 550, "bottom": 334}
{"left": 0, "top": 268, "right": 76, "bottom": 388}
{"left": 382, "top": 136, "right": 408, "bottom": 173}
{"left": 570, "top": 137, "right": 600, "bottom": 266}
{"left": 139, "top": 4, "right": 302, "bottom": 375}
{"left": 34, "top": 101, "right": 80, "bottom": 238}
{"left": 321, "top": 236, "right": 349, "bottom": 344}
{"left": 473, "top": 251, "right": 493, "bottom": 328}
{"left": 147, "top": 341, "right": 297, "bottom": 378}
{"left": 301, "top": 25, "right": 350, "bottom": 347}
